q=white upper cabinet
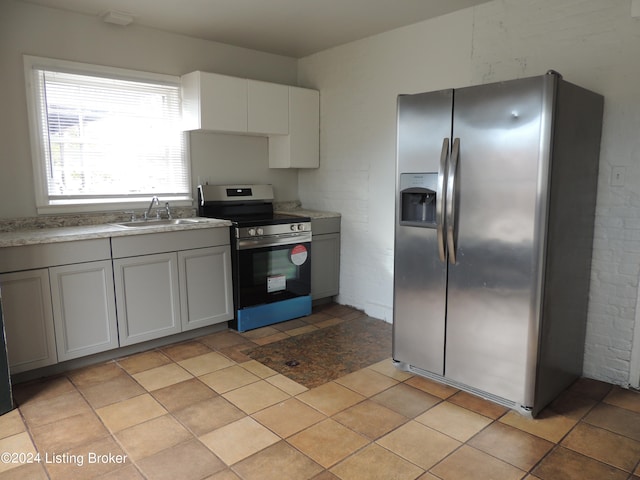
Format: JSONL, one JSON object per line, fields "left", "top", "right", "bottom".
{"left": 247, "top": 79, "right": 289, "bottom": 135}
{"left": 181, "top": 71, "right": 319, "bottom": 168}
{"left": 269, "top": 87, "right": 320, "bottom": 168}
{"left": 182, "top": 71, "right": 248, "bottom": 132}
{"left": 181, "top": 72, "right": 288, "bottom": 135}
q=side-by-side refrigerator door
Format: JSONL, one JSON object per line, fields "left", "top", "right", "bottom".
{"left": 393, "top": 90, "right": 453, "bottom": 376}
{"left": 444, "top": 76, "right": 550, "bottom": 405}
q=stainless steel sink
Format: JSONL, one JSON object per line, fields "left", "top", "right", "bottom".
{"left": 111, "top": 218, "right": 209, "bottom": 228}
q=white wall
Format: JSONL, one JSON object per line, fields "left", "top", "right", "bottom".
{"left": 298, "top": 10, "right": 475, "bottom": 321}
{"left": 189, "top": 132, "right": 298, "bottom": 202}
{"left": 298, "top": 0, "right": 640, "bottom": 387}
{"left": 0, "top": 0, "right": 299, "bottom": 218}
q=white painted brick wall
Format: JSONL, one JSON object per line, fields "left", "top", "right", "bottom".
{"left": 465, "top": 0, "right": 640, "bottom": 386}
{"left": 584, "top": 188, "right": 640, "bottom": 383}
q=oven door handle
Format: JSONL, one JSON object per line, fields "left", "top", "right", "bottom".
{"left": 237, "top": 232, "right": 312, "bottom": 250}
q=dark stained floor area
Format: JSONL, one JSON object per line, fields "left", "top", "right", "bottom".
{"left": 247, "top": 312, "right": 391, "bottom": 388}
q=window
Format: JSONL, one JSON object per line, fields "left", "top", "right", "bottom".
{"left": 24, "top": 56, "right": 190, "bottom": 213}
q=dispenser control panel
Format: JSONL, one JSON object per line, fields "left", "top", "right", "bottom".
{"left": 399, "top": 173, "right": 438, "bottom": 227}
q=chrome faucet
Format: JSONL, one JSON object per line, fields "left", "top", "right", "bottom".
{"left": 144, "top": 196, "right": 160, "bottom": 220}
{"left": 164, "top": 202, "right": 172, "bottom": 219}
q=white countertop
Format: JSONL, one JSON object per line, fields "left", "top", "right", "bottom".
{"left": 0, "top": 218, "right": 231, "bottom": 248}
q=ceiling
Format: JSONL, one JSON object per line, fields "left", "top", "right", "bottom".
{"left": 17, "top": 0, "right": 491, "bottom": 58}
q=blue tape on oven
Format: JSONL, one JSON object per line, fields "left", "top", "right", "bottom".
{"left": 236, "top": 296, "right": 312, "bottom": 332}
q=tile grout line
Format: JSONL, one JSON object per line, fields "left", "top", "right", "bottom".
{"left": 7, "top": 305, "right": 640, "bottom": 480}
{"left": 253, "top": 345, "right": 625, "bottom": 478}
{"left": 70, "top": 355, "right": 161, "bottom": 480}
{"left": 13, "top": 379, "right": 640, "bottom": 479}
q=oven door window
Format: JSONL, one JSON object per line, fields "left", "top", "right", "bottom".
{"left": 237, "top": 243, "right": 311, "bottom": 308}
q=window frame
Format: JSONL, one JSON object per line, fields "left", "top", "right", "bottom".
{"left": 24, "top": 55, "right": 192, "bottom": 214}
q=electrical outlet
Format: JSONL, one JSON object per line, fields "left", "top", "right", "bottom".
{"left": 611, "top": 166, "right": 626, "bottom": 186}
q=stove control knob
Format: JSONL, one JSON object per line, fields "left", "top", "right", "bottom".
{"left": 248, "top": 228, "right": 256, "bottom": 236}
{"left": 256, "top": 227, "right": 264, "bottom": 236}
{"left": 297, "top": 224, "right": 305, "bottom": 231}
{"left": 290, "top": 224, "right": 298, "bottom": 231}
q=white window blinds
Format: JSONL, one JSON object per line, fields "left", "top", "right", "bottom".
{"left": 25, "top": 56, "right": 189, "bottom": 212}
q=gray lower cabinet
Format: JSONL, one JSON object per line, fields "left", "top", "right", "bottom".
{"left": 114, "top": 252, "right": 182, "bottom": 346}
{"left": 0, "top": 269, "right": 57, "bottom": 374}
{"left": 112, "top": 229, "right": 233, "bottom": 347}
{"left": 50, "top": 260, "right": 118, "bottom": 361}
{"left": 0, "top": 238, "right": 114, "bottom": 373}
{"left": 179, "top": 246, "right": 233, "bottom": 331}
{"left": 311, "top": 217, "right": 341, "bottom": 300}
{"left": 0, "top": 228, "right": 232, "bottom": 372}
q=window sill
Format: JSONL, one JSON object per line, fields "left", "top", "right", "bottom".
{"left": 36, "top": 197, "right": 193, "bottom": 216}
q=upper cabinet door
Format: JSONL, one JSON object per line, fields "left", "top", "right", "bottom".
{"left": 248, "top": 80, "right": 289, "bottom": 135}
{"left": 182, "top": 71, "right": 248, "bottom": 132}
{"left": 289, "top": 86, "right": 319, "bottom": 167}
{"left": 182, "top": 72, "right": 290, "bottom": 135}
{"left": 269, "top": 86, "right": 319, "bottom": 168}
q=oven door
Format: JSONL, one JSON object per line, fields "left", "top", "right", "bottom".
{"left": 236, "top": 239, "right": 311, "bottom": 309}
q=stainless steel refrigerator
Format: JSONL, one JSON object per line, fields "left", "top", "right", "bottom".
{"left": 393, "top": 72, "right": 604, "bottom": 416}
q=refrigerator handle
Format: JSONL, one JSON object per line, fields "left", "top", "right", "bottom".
{"left": 446, "top": 138, "right": 460, "bottom": 265}
{"left": 437, "top": 138, "right": 449, "bottom": 262}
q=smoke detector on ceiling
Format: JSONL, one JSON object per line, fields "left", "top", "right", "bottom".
{"left": 101, "top": 10, "right": 134, "bottom": 26}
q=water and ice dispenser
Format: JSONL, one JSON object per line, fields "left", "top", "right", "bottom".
{"left": 399, "top": 173, "right": 438, "bottom": 227}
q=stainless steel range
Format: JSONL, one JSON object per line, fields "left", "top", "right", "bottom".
{"left": 197, "top": 184, "right": 312, "bottom": 332}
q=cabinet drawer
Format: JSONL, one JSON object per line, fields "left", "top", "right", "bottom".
{"left": 111, "top": 228, "right": 230, "bottom": 258}
{"left": 0, "top": 238, "right": 111, "bottom": 273}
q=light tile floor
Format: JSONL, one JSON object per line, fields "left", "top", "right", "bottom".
{"left": 0, "top": 303, "right": 639, "bottom": 479}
